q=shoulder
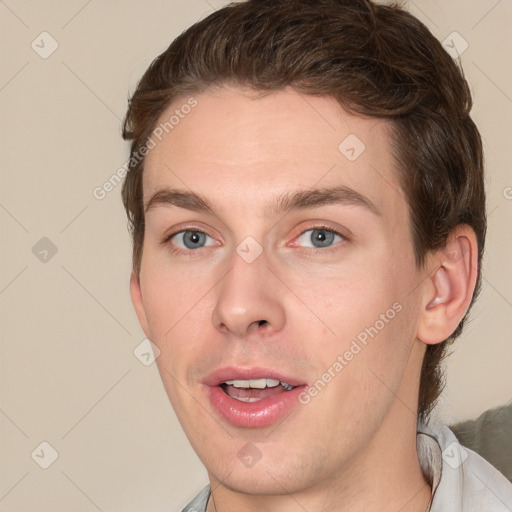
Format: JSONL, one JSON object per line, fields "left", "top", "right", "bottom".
{"left": 418, "top": 421, "right": 512, "bottom": 511}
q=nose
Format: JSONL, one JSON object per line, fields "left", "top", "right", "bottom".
{"left": 211, "top": 248, "right": 286, "bottom": 339}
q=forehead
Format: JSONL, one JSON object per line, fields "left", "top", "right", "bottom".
{"left": 142, "top": 85, "right": 406, "bottom": 219}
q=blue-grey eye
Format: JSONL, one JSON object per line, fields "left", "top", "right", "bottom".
{"left": 172, "top": 230, "right": 214, "bottom": 250}
{"left": 296, "top": 228, "right": 343, "bottom": 248}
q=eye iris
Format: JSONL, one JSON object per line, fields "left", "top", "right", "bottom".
{"left": 183, "top": 231, "right": 205, "bottom": 249}
{"left": 311, "top": 229, "right": 334, "bottom": 248}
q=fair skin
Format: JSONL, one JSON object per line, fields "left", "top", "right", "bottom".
{"left": 129, "top": 85, "right": 478, "bottom": 512}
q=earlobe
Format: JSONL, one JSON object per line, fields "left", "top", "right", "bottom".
{"left": 129, "top": 272, "right": 151, "bottom": 338}
{"left": 417, "top": 225, "right": 478, "bottom": 345}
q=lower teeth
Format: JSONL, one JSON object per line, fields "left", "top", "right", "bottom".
{"left": 221, "top": 384, "right": 295, "bottom": 402}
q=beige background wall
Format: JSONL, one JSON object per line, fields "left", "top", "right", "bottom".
{"left": 1, "top": 1, "right": 511, "bottom": 510}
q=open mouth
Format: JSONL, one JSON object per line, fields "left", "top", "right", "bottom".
{"left": 220, "top": 378, "right": 297, "bottom": 402}
{"left": 204, "top": 369, "right": 306, "bottom": 427}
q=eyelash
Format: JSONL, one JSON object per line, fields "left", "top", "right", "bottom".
{"left": 161, "top": 224, "right": 347, "bottom": 256}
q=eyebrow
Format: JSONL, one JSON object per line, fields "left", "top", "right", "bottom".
{"left": 144, "top": 185, "right": 381, "bottom": 217}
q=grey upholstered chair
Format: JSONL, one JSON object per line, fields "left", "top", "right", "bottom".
{"left": 450, "top": 402, "right": 512, "bottom": 482}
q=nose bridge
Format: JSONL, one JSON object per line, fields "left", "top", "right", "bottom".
{"left": 211, "top": 242, "right": 286, "bottom": 337}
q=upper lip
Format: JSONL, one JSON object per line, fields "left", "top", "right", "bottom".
{"left": 203, "top": 366, "right": 306, "bottom": 387}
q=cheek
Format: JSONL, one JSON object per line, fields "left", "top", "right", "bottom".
{"left": 302, "top": 267, "right": 399, "bottom": 336}
{"left": 295, "top": 260, "right": 415, "bottom": 383}
{"left": 140, "top": 263, "right": 217, "bottom": 379}
{"left": 140, "top": 254, "right": 207, "bottom": 339}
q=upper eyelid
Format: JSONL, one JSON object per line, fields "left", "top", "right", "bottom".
{"left": 163, "top": 224, "right": 210, "bottom": 240}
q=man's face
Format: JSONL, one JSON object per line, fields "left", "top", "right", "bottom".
{"left": 131, "top": 86, "right": 429, "bottom": 495}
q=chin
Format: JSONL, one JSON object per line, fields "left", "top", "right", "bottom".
{"left": 211, "top": 465, "right": 305, "bottom": 496}
{"left": 200, "top": 441, "right": 326, "bottom": 497}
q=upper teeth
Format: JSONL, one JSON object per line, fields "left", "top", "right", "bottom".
{"left": 223, "top": 378, "right": 293, "bottom": 390}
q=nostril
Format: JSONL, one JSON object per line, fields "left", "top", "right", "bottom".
{"left": 247, "top": 319, "right": 269, "bottom": 332}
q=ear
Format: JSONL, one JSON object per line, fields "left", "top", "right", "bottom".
{"left": 129, "top": 271, "right": 151, "bottom": 339}
{"left": 417, "top": 225, "right": 479, "bottom": 345}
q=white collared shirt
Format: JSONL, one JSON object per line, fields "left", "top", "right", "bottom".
{"left": 181, "top": 423, "right": 512, "bottom": 511}
{"left": 417, "top": 420, "right": 512, "bottom": 511}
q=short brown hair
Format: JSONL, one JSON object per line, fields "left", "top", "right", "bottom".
{"left": 121, "top": 0, "right": 486, "bottom": 421}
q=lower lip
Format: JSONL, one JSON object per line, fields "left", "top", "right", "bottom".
{"left": 206, "top": 385, "right": 305, "bottom": 428}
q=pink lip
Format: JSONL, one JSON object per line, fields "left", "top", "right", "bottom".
{"left": 203, "top": 366, "right": 306, "bottom": 428}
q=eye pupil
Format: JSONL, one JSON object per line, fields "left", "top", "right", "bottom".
{"left": 183, "top": 231, "right": 205, "bottom": 249}
{"left": 311, "top": 229, "right": 335, "bottom": 248}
